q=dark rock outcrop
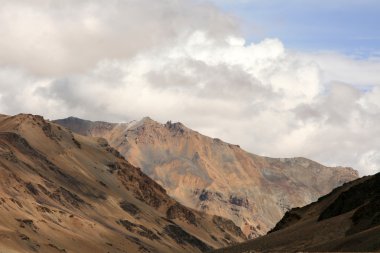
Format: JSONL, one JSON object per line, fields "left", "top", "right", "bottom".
{"left": 166, "top": 203, "right": 197, "bottom": 225}
{"left": 164, "top": 224, "right": 212, "bottom": 252}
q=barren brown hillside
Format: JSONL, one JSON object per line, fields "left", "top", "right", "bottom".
{"left": 211, "top": 172, "right": 380, "bottom": 252}
{"left": 0, "top": 114, "right": 246, "bottom": 253}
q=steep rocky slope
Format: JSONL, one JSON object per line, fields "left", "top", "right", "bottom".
{"left": 211, "top": 172, "right": 380, "bottom": 252}
{"left": 55, "top": 117, "right": 359, "bottom": 238}
{"left": 0, "top": 114, "right": 246, "bottom": 253}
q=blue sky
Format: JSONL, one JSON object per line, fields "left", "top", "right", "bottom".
{"left": 211, "top": 0, "right": 380, "bottom": 57}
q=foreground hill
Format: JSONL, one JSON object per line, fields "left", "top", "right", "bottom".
{"left": 55, "top": 117, "right": 359, "bottom": 238}
{"left": 211, "top": 172, "right": 380, "bottom": 252}
{"left": 0, "top": 114, "right": 245, "bottom": 253}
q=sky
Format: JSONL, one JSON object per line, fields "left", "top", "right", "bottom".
{"left": 0, "top": 0, "right": 380, "bottom": 176}
{"left": 211, "top": 0, "right": 380, "bottom": 57}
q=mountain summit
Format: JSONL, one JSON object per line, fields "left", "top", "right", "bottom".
{"left": 56, "top": 116, "right": 359, "bottom": 238}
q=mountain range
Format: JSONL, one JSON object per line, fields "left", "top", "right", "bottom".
{"left": 0, "top": 114, "right": 246, "bottom": 253}
{"left": 55, "top": 116, "right": 359, "bottom": 238}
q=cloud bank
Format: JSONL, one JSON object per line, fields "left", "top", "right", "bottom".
{"left": 0, "top": 0, "right": 380, "bottom": 175}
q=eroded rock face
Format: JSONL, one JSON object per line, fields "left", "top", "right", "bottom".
{"left": 0, "top": 114, "right": 246, "bottom": 253}
{"left": 118, "top": 220, "right": 161, "bottom": 241}
{"left": 55, "top": 116, "right": 359, "bottom": 238}
{"left": 164, "top": 224, "right": 213, "bottom": 252}
{"left": 212, "top": 216, "right": 245, "bottom": 238}
{"left": 166, "top": 203, "right": 197, "bottom": 225}
{"left": 120, "top": 201, "right": 140, "bottom": 216}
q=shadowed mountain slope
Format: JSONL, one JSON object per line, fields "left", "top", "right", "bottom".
{"left": 55, "top": 117, "right": 358, "bottom": 238}
{"left": 0, "top": 114, "right": 246, "bottom": 253}
{"left": 210, "top": 172, "right": 380, "bottom": 252}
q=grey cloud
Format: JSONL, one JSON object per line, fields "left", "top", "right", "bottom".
{"left": 292, "top": 104, "right": 323, "bottom": 123}
{"left": 146, "top": 58, "right": 270, "bottom": 101}
{"left": 317, "top": 82, "right": 362, "bottom": 125}
{"left": 36, "top": 78, "right": 82, "bottom": 109}
{"left": 0, "top": 0, "right": 238, "bottom": 75}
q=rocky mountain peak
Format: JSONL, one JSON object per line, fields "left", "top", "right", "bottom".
{"left": 140, "top": 116, "right": 155, "bottom": 123}
{"left": 165, "top": 120, "right": 188, "bottom": 134}
{"left": 56, "top": 116, "right": 359, "bottom": 239}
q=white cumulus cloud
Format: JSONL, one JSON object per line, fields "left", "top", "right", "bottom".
{"left": 0, "top": 0, "right": 379, "bottom": 176}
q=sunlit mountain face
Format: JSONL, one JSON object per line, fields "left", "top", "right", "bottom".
{"left": 55, "top": 116, "right": 358, "bottom": 238}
